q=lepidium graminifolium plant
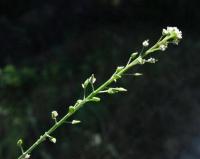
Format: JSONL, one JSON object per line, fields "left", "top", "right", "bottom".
{"left": 17, "top": 27, "right": 182, "bottom": 159}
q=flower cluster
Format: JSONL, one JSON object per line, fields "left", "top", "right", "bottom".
{"left": 162, "top": 27, "right": 182, "bottom": 39}
{"left": 145, "top": 57, "right": 157, "bottom": 63}
{"left": 141, "top": 27, "right": 182, "bottom": 53}
{"left": 162, "top": 26, "right": 182, "bottom": 44}
{"left": 159, "top": 44, "right": 167, "bottom": 51}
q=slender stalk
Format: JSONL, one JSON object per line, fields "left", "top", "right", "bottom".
{"left": 17, "top": 27, "right": 182, "bottom": 159}
{"left": 18, "top": 58, "right": 138, "bottom": 159}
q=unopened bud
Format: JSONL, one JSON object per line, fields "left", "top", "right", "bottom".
{"left": 72, "top": 120, "right": 81, "bottom": 125}
{"left": 115, "top": 66, "right": 124, "bottom": 73}
{"left": 24, "top": 154, "right": 31, "bottom": 159}
{"left": 51, "top": 111, "right": 58, "bottom": 119}
{"left": 107, "top": 87, "right": 127, "bottom": 94}
{"left": 50, "top": 137, "right": 56, "bottom": 143}
{"left": 142, "top": 40, "right": 149, "bottom": 47}
{"left": 69, "top": 106, "right": 75, "bottom": 113}
{"left": 130, "top": 52, "right": 138, "bottom": 59}
{"left": 90, "top": 97, "right": 101, "bottom": 102}
{"left": 82, "top": 79, "right": 89, "bottom": 89}
{"left": 89, "top": 74, "right": 96, "bottom": 84}
{"left": 134, "top": 73, "right": 143, "bottom": 76}
{"left": 74, "top": 99, "right": 83, "bottom": 107}
{"left": 17, "top": 139, "right": 23, "bottom": 147}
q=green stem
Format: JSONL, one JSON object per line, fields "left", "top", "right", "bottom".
{"left": 145, "top": 35, "right": 173, "bottom": 56}
{"left": 17, "top": 34, "right": 175, "bottom": 159}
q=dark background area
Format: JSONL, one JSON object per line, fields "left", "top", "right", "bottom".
{"left": 0, "top": 0, "right": 200, "bottom": 159}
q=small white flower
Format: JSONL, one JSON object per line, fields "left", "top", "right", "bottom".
{"left": 162, "top": 28, "right": 168, "bottom": 35}
{"left": 50, "top": 137, "right": 56, "bottom": 143}
{"left": 160, "top": 44, "right": 167, "bottom": 51}
{"left": 167, "top": 27, "right": 174, "bottom": 32}
{"left": 162, "top": 27, "right": 174, "bottom": 35}
{"left": 24, "top": 154, "right": 30, "bottom": 159}
{"left": 146, "top": 58, "right": 157, "bottom": 63}
{"left": 175, "top": 28, "right": 182, "bottom": 39}
{"left": 51, "top": 111, "right": 58, "bottom": 119}
{"left": 142, "top": 40, "right": 149, "bottom": 47}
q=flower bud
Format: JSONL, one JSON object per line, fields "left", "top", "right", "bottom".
{"left": 68, "top": 106, "right": 75, "bottom": 113}
{"left": 75, "top": 99, "right": 83, "bottom": 107}
{"left": 24, "top": 154, "right": 30, "bottom": 159}
{"left": 142, "top": 40, "right": 149, "bottom": 47}
{"left": 90, "top": 97, "right": 101, "bottom": 102}
{"left": 51, "top": 111, "right": 58, "bottom": 120}
{"left": 115, "top": 66, "right": 124, "bottom": 73}
{"left": 89, "top": 74, "right": 96, "bottom": 84}
{"left": 45, "top": 133, "right": 57, "bottom": 144}
{"left": 82, "top": 79, "right": 89, "bottom": 89}
{"left": 50, "top": 137, "right": 56, "bottom": 143}
{"left": 107, "top": 87, "right": 127, "bottom": 94}
{"left": 146, "top": 58, "right": 157, "bottom": 63}
{"left": 72, "top": 120, "right": 81, "bottom": 125}
{"left": 17, "top": 139, "right": 23, "bottom": 147}
{"left": 134, "top": 73, "right": 143, "bottom": 76}
{"left": 130, "top": 52, "right": 138, "bottom": 59}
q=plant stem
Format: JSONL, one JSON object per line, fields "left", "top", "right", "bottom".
{"left": 17, "top": 34, "right": 174, "bottom": 159}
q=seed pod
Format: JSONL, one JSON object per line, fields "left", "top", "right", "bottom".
{"left": 90, "top": 97, "right": 101, "bottom": 102}
{"left": 130, "top": 52, "right": 138, "bottom": 60}
{"left": 72, "top": 120, "right": 81, "bottom": 125}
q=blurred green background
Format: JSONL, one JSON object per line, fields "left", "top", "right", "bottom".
{"left": 0, "top": 0, "right": 200, "bottom": 159}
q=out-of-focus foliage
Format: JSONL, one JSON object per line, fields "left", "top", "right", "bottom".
{"left": 0, "top": 65, "right": 36, "bottom": 87}
{"left": 0, "top": 0, "right": 200, "bottom": 159}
